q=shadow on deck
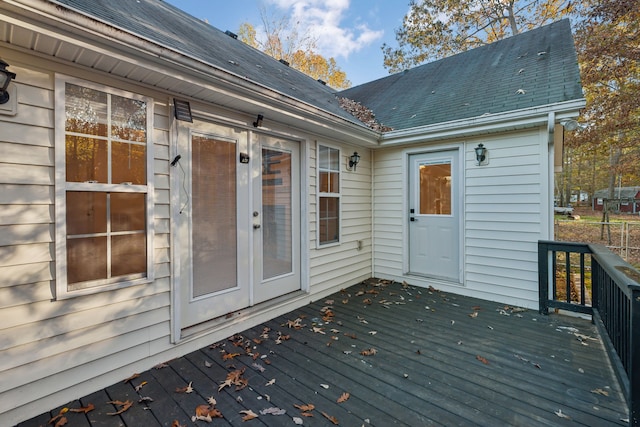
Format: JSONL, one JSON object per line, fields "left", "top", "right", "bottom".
{"left": 19, "top": 279, "right": 628, "bottom": 426}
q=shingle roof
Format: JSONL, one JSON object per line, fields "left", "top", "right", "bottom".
{"left": 338, "top": 19, "right": 583, "bottom": 131}
{"left": 594, "top": 187, "right": 640, "bottom": 199}
{"left": 51, "top": 0, "right": 360, "bottom": 125}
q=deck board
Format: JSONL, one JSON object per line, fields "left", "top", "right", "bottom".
{"left": 16, "top": 279, "right": 629, "bottom": 426}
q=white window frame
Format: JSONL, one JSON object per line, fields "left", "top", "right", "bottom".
{"left": 54, "top": 75, "right": 154, "bottom": 299}
{"left": 316, "top": 142, "right": 341, "bottom": 247}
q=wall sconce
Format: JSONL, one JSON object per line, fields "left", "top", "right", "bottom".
{"left": 0, "top": 58, "right": 17, "bottom": 105}
{"left": 253, "top": 114, "right": 264, "bottom": 128}
{"left": 347, "top": 151, "right": 360, "bottom": 171}
{"left": 475, "top": 143, "right": 488, "bottom": 166}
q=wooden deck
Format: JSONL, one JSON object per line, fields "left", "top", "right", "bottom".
{"left": 18, "top": 279, "right": 629, "bottom": 426}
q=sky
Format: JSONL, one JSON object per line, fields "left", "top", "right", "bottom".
{"left": 163, "top": 0, "right": 411, "bottom": 87}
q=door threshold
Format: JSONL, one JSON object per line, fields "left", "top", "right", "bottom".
{"left": 179, "top": 290, "right": 308, "bottom": 341}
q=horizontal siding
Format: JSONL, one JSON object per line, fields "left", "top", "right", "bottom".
{"left": 373, "top": 129, "right": 547, "bottom": 308}
{"left": 0, "top": 58, "right": 174, "bottom": 426}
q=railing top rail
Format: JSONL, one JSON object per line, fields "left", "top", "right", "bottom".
{"left": 589, "top": 244, "right": 640, "bottom": 294}
{"left": 538, "top": 240, "right": 592, "bottom": 253}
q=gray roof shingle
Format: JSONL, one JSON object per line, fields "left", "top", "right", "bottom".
{"left": 51, "top": 0, "right": 360, "bottom": 125}
{"left": 338, "top": 19, "right": 583, "bottom": 131}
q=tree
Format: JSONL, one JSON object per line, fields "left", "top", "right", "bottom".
{"left": 564, "top": 0, "right": 639, "bottom": 212}
{"left": 237, "top": 10, "right": 351, "bottom": 89}
{"left": 382, "top": 0, "right": 576, "bottom": 72}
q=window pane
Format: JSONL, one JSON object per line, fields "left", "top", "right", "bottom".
{"left": 319, "top": 197, "right": 339, "bottom": 244}
{"left": 319, "top": 171, "right": 329, "bottom": 193}
{"left": 419, "top": 162, "right": 452, "bottom": 215}
{"left": 319, "top": 145, "right": 329, "bottom": 169}
{"left": 192, "top": 135, "right": 237, "bottom": 297}
{"left": 262, "top": 148, "right": 292, "bottom": 279}
{"left": 111, "top": 95, "right": 147, "bottom": 142}
{"left": 66, "top": 136, "right": 108, "bottom": 183}
{"left": 111, "top": 193, "right": 145, "bottom": 232}
{"left": 112, "top": 234, "right": 146, "bottom": 277}
{"left": 67, "top": 236, "right": 107, "bottom": 285}
{"left": 66, "top": 192, "right": 107, "bottom": 235}
{"left": 65, "top": 83, "right": 108, "bottom": 136}
{"left": 329, "top": 172, "right": 339, "bottom": 193}
{"left": 112, "top": 142, "right": 146, "bottom": 184}
{"left": 329, "top": 147, "right": 339, "bottom": 170}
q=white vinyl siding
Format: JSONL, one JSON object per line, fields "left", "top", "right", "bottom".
{"left": 373, "top": 129, "right": 548, "bottom": 308}
{"left": 0, "top": 60, "right": 172, "bottom": 423}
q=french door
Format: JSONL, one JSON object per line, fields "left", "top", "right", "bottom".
{"left": 178, "top": 122, "right": 300, "bottom": 329}
{"left": 408, "top": 150, "right": 461, "bottom": 282}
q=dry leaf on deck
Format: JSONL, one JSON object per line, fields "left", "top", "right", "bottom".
{"left": 123, "top": 373, "right": 140, "bottom": 383}
{"left": 266, "top": 378, "right": 276, "bottom": 386}
{"left": 48, "top": 407, "right": 69, "bottom": 425}
{"left": 476, "top": 355, "right": 490, "bottom": 365}
{"left": 554, "top": 409, "right": 571, "bottom": 419}
{"left": 360, "top": 348, "right": 377, "bottom": 356}
{"left": 591, "top": 388, "right": 609, "bottom": 396}
{"left": 69, "top": 403, "right": 95, "bottom": 413}
{"left": 468, "top": 312, "right": 478, "bottom": 318}
{"left": 223, "top": 352, "right": 241, "bottom": 361}
{"left": 312, "top": 327, "right": 326, "bottom": 334}
{"left": 135, "top": 381, "right": 147, "bottom": 391}
{"left": 171, "top": 420, "right": 186, "bottom": 427}
{"left": 176, "top": 381, "right": 194, "bottom": 393}
{"left": 295, "top": 403, "right": 315, "bottom": 412}
{"left": 240, "top": 409, "right": 259, "bottom": 421}
{"left": 106, "top": 400, "right": 133, "bottom": 415}
{"left": 344, "top": 333, "right": 357, "bottom": 339}
{"left": 337, "top": 392, "right": 350, "bottom": 403}
{"left": 321, "top": 411, "right": 339, "bottom": 425}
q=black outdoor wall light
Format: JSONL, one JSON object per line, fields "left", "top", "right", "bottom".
{"left": 348, "top": 151, "right": 360, "bottom": 171}
{"left": 253, "top": 114, "right": 264, "bottom": 128}
{"left": 475, "top": 143, "right": 487, "bottom": 166}
{"left": 0, "top": 58, "right": 17, "bottom": 104}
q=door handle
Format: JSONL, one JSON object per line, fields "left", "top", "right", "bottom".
{"left": 253, "top": 224, "right": 261, "bottom": 229}
{"left": 410, "top": 217, "right": 416, "bottom": 222}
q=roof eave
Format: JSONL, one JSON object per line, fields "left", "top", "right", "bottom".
{"left": 379, "top": 99, "right": 586, "bottom": 146}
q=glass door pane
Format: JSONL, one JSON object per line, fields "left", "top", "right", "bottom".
{"left": 192, "top": 134, "right": 237, "bottom": 297}
{"left": 419, "top": 162, "right": 452, "bottom": 215}
{"left": 262, "top": 147, "right": 292, "bottom": 280}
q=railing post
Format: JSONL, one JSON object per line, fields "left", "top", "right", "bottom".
{"left": 538, "top": 241, "right": 549, "bottom": 314}
{"left": 631, "top": 287, "right": 640, "bottom": 427}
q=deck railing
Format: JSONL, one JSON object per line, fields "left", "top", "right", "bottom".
{"left": 539, "top": 240, "right": 640, "bottom": 427}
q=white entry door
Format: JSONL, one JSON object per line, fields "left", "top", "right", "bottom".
{"left": 178, "top": 123, "right": 301, "bottom": 329}
{"left": 252, "top": 134, "right": 301, "bottom": 304}
{"left": 408, "top": 150, "right": 460, "bottom": 282}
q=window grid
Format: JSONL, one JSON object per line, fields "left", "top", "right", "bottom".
{"left": 318, "top": 144, "right": 340, "bottom": 246}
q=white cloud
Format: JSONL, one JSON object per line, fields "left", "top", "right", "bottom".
{"left": 265, "top": 0, "right": 384, "bottom": 58}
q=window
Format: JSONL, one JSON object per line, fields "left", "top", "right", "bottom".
{"left": 317, "top": 144, "right": 340, "bottom": 245}
{"left": 55, "top": 78, "right": 153, "bottom": 298}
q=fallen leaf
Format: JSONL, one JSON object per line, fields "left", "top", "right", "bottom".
{"left": 360, "top": 348, "right": 377, "bottom": 356}
{"left": 134, "top": 381, "right": 147, "bottom": 392}
{"left": 138, "top": 396, "right": 154, "bottom": 403}
{"left": 368, "top": 331, "right": 377, "bottom": 335}
{"left": 591, "top": 388, "right": 609, "bottom": 396}
{"left": 468, "top": 312, "right": 478, "bottom": 318}
{"left": 294, "top": 403, "right": 315, "bottom": 412}
{"left": 321, "top": 411, "right": 339, "bottom": 425}
{"left": 260, "top": 407, "right": 286, "bottom": 415}
{"left": 293, "top": 417, "right": 304, "bottom": 425}
{"left": 48, "top": 409, "right": 68, "bottom": 426}
{"left": 301, "top": 412, "right": 314, "bottom": 417}
{"left": 337, "top": 392, "right": 350, "bottom": 403}
{"left": 266, "top": 378, "right": 276, "bottom": 386}
{"left": 106, "top": 400, "right": 133, "bottom": 416}
{"left": 69, "top": 403, "right": 95, "bottom": 413}
{"left": 476, "top": 355, "right": 490, "bottom": 365}
{"left": 344, "top": 333, "right": 357, "bottom": 339}
{"left": 240, "top": 409, "right": 259, "bottom": 421}
{"left": 223, "top": 352, "right": 241, "bottom": 361}
{"left": 204, "top": 360, "right": 212, "bottom": 368}
{"left": 54, "top": 417, "right": 68, "bottom": 427}
{"left": 554, "top": 409, "right": 571, "bottom": 419}
{"left": 207, "top": 396, "right": 217, "bottom": 406}
{"left": 312, "top": 327, "right": 326, "bottom": 334}
{"left": 320, "top": 384, "right": 330, "bottom": 389}
{"left": 175, "top": 381, "right": 194, "bottom": 393}
{"left": 123, "top": 373, "right": 140, "bottom": 383}
{"left": 172, "top": 420, "right": 186, "bottom": 427}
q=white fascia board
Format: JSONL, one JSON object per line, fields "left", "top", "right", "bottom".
{"left": 380, "top": 99, "right": 586, "bottom": 146}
